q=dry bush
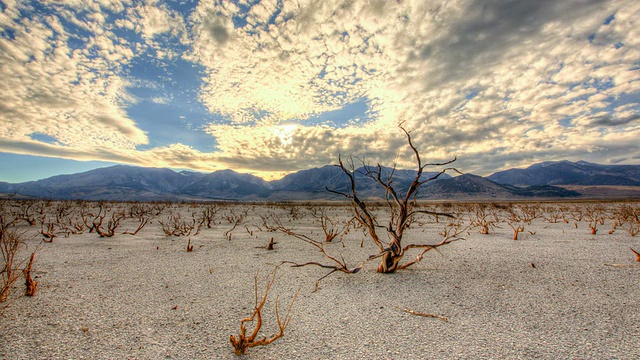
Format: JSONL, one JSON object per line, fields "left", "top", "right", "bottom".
{"left": 223, "top": 208, "right": 247, "bottom": 241}
{"left": 541, "top": 205, "right": 565, "bottom": 223}
{"left": 626, "top": 221, "right": 640, "bottom": 237}
{"left": 95, "top": 211, "right": 125, "bottom": 237}
{"left": 308, "top": 206, "right": 351, "bottom": 242}
{"left": 287, "top": 205, "right": 305, "bottom": 221}
{"left": 1, "top": 228, "right": 23, "bottom": 302}
{"left": 270, "top": 215, "right": 366, "bottom": 291}
{"left": 609, "top": 204, "right": 640, "bottom": 236}
{"left": 159, "top": 212, "right": 196, "bottom": 237}
{"left": 92, "top": 204, "right": 125, "bottom": 238}
{"left": 520, "top": 204, "right": 541, "bottom": 224}
{"left": 1, "top": 217, "right": 33, "bottom": 304}
{"left": 504, "top": 207, "right": 526, "bottom": 240}
{"left": 80, "top": 205, "right": 98, "bottom": 233}
{"left": 62, "top": 213, "right": 87, "bottom": 236}
{"left": 16, "top": 201, "right": 38, "bottom": 226}
{"left": 40, "top": 219, "right": 57, "bottom": 242}
{"left": 230, "top": 267, "right": 299, "bottom": 355}
{"left": 583, "top": 205, "right": 606, "bottom": 235}
{"left": 469, "top": 204, "right": 501, "bottom": 235}
{"left": 568, "top": 205, "right": 584, "bottom": 227}
{"left": 123, "top": 203, "right": 155, "bottom": 235}
{"left": 199, "top": 204, "right": 219, "bottom": 229}
{"left": 54, "top": 202, "right": 73, "bottom": 224}
{"left": 122, "top": 215, "right": 153, "bottom": 236}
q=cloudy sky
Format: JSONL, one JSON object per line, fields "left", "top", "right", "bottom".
{"left": 1, "top": 0, "right": 639, "bottom": 183}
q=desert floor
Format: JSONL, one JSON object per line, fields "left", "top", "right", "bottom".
{"left": 1, "top": 201, "right": 639, "bottom": 359}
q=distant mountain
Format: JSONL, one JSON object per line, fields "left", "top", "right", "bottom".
{"left": 0, "top": 166, "right": 187, "bottom": 201}
{"left": 419, "top": 174, "right": 580, "bottom": 199}
{"left": 488, "top": 160, "right": 640, "bottom": 187}
{"left": 269, "top": 165, "right": 453, "bottom": 200}
{"left": 180, "top": 170, "right": 272, "bottom": 200}
{"left": 1, "top": 160, "right": 638, "bottom": 201}
{"left": 0, "top": 165, "right": 271, "bottom": 201}
{"left": 271, "top": 165, "right": 347, "bottom": 193}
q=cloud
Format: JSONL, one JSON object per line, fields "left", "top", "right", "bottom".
{"left": 1, "top": 0, "right": 639, "bottom": 181}
{"left": 0, "top": 2, "right": 148, "bottom": 153}
{"left": 132, "top": 1, "right": 188, "bottom": 50}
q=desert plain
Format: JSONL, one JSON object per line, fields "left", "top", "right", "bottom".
{"left": 1, "top": 200, "right": 639, "bottom": 359}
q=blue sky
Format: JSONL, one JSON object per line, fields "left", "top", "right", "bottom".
{"left": 1, "top": 0, "right": 639, "bottom": 183}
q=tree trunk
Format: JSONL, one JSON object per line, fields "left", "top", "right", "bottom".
{"left": 377, "top": 242, "right": 403, "bottom": 273}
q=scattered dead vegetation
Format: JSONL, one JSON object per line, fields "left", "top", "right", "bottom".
{"left": 1, "top": 197, "right": 639, "bottom": 353}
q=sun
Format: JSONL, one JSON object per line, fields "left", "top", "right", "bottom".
{"left": 275, "top": 124, "right": 298, "bottom": 146}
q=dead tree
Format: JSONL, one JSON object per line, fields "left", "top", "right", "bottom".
{"left": 325, "top": 125, "right": 463, "bottom": 273}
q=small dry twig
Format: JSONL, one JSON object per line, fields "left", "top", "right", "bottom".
{"left": 604, "top": 247, "right": 640, "bottom": 267}
{"left": 396, "top": 306, "right": 448, "bottom": 322}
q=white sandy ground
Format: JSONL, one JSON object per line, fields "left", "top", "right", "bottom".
{"left": 1, "top": 202, "right": 639, "bottom": 359}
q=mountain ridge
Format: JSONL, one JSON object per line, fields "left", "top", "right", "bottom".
{"left": 1, "top": 160, "right": 639, "bottom": 201}
{"left": 488, "top": 160, "right": 640, "bottom": 186}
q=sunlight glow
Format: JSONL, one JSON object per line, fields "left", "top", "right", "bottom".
{"left": 275, "top": 124, "right": 298, "bottom": 146}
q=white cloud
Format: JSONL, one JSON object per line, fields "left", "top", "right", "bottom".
{"left": 181, "top": 0, "right": 636, "bottom": 175}
{"left": 134, "top": 1, "right": 186, "bottom": 42}
{"left": 1, "top": 0, "right": 639, "bottom": 180}
{"left": 0, "top": 1, "right": 147, "bottom": 152}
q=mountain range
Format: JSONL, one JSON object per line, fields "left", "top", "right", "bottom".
{"left": 487, "top": 160, "right": 640, "bottom": 187}
{"left": 0, "top": 160, "right": 638, "bottom": 201}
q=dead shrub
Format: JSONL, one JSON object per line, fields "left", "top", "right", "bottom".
{"left": 1, "top": 224, "right": 29, "bottom": 303}
{"left": 230, "top": 267, "right": 299, "bottom": 355}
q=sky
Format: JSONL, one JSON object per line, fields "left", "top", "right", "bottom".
{"left": 0, "top": 0, "right": 639, "bottom": 183}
